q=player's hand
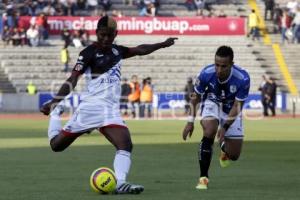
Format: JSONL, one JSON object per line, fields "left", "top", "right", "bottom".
{"left": 162, "top": 37, "right": 178, "bottom": 47}
{"left": 40, "top": 100, "right": 56, "bottom": 116}
{"left": 217, "top": 127, "right": 226, "bottom": 143}
{"left": 182, "top": 122, "right": 194, "bottom": 140}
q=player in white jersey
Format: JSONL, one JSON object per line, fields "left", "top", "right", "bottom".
{"left": 40, "top": 16, "right": 177, "bottom": 194}
{"left": 182, "top": 46, "right": 250, "bottom": 190}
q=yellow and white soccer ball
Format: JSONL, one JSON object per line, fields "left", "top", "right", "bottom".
{"left": 90, "top": 167, "right": 117, "bottom": 194}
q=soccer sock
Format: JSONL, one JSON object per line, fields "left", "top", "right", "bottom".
{"left": 198, "top": 137, "right": 214, "bottom": 178}
{"left": 114, "top": 150, "right": 131, "bottom": 187}
{"left": 48, "top": 113, "right": 62, "bottom": 141}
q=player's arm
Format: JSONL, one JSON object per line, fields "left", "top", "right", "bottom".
{"left": 182, "top": 92, "right": 201, "bottom": 140}
{"left": 40, "top": 72, "right": 81, "bottom": 115}
{"left": 123, "top": 37, "right": 178, "bottom": 58}
{"left": 218, "top": 73, "right": 250, "bottom": 142}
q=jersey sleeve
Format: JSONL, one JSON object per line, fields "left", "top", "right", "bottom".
{"left": 194, "top": 69, "right": 208, "bottom": 95}
{"left": 117, "top": 45, "right": 130, "bottom": 59}
{"left": 72, "top": 46, "right": 92, "bottom": 75}
{"left": 236, "top": 73, "right": 250, "bottom": 101}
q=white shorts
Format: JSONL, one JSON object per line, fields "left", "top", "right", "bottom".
{"left": 201, "top": 100, "right": 244, "bottom": 139}
{"left": 62, "top": 101, "right": 127, "bottom": 136}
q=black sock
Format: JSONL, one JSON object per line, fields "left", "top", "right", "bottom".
{"left": 198, "top": 137, "right": 214, "bottom": 178}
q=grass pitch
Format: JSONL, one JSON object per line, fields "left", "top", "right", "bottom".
{"left": 0, "top": 118, "right": 300, "bottom": 200}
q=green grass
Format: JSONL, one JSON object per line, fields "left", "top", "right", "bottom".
{"left": 0, "top": 118, "right": 300, "bottom": 200}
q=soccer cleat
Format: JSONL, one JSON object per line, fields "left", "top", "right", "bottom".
{"left": 115, "top": 183, "right": 144, "bottom": 194}
{"left": 195, "top": 177, "right": 209, "bottom": 190}
{"left": 219, "top": 151, "right": 231, "bottom": 168}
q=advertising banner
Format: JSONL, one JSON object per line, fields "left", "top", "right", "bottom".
{"left": 20, "top": 16, "right": 245, "bottom": 35}
{"left": 39, "top": 92, "right": 287, "bottom": 111}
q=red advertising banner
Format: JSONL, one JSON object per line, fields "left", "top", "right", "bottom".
{"left": 19, "top": 16, "right": 245, "bottom": 35}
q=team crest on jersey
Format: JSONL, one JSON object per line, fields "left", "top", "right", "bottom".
{"left": 230, "top": 85, "right": 237, "bottom": 93}
{"left": 112, "top": 48, "right": 119, "bottom": 56}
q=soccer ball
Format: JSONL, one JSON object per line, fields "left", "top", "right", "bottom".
{"left": 90, "top": 167, "right": 117, "bottom": 194}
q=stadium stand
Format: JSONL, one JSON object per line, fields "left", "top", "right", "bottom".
{"left": 0, "top": 35, "right": 271, "bottom": 93}
{"left": 0, "top": 0, "right": 292, "bottom": 95}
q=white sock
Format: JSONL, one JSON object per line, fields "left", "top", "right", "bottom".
{"left": 114, "top": 150, "right": 131, "bottom": 187}
{"left": 48, "top": 113, "right": 62, "bottom": 141}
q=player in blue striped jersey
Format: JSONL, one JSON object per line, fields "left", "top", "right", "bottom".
{"left": 182, "top": 46, "right": 250, "bottom": 189}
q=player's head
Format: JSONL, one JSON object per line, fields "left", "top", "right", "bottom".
{"left": 96, "top": 16, "right": 118, "bottom": 51}
{"left": 215, "top": 46, "right": 234, "bottom": 81}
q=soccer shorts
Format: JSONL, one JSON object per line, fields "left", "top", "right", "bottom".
{"left": 62, "top": 101, "right": 127, "bottom": 136}
{"left": 201, "top": 99, "right": 244, "bottom": 139}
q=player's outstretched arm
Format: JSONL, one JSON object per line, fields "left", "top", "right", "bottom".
{"left": 182, "top": 92, "right": 201, "bottom": 140}
{"left": 123, "top": 37, "right": 178, "bottom": 58}
{"left": 40, "top": 72, "right": 80, "bottom": 115}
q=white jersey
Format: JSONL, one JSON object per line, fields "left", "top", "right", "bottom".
{"left": 62, "top": 43, "right": 130, "bottom": 134}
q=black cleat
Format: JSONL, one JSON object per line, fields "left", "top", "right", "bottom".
{"left": 115, "top": 183, "right": 144, "bottom": 194}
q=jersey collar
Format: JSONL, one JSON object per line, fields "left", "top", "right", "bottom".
{"left": 218, "top": 67, "right": 233, "bottom": 84}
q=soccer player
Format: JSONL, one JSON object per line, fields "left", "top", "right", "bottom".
{"left": 40, "top": 16, "right": 177, "bottom": 194}
{"left": 182, "top": 46, "right": 250, "bottom": 190}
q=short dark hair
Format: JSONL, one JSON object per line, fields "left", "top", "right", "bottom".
{"left": 97, "top": 16, "right": 117, "bottom": 31}
{"left": 215, "top": 46, "right": 234, "bottom": 61}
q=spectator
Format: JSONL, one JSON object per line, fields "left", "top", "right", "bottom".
{"left": 128, "top": 75, "right": 140, "bottom": 118}
{"left": 1, "top": 25, "right": 11, "bottom": 46}
{"left": 61, "top": 28, "right": 72, "bottom": 46}
{"left": 287, "top": 0, "right": 298, "bottom": 16}
{"left": 139, "top": 77, "right": 153, "bottom": 118}
{"left": 264, "top": 0, "right": 275, "bottom": 21}
{"left": 292, "top": 7, "right": 300, "bottom": 43}
{"left": 77, "top": 0, "right": 87, "bottom": 10}
{"left": 248, "top": 9, "right": 260, "bottom": 41}
{"left": 273, "top": 4, "right": 283, "bottom": 33}
{"left": 194, "top": 0, "right": 205, "bottom": 16}
{"left": 140, "top": 2, "right": 156, "bottom": 16}
{"left": 79, "top": 28, "right": 90, "bottom": 46}
{"left": 184, "top": 77, "right": 194, "bottom": 115}
{"left": 99, "top": 0, "right": 112, "bottom": 11}
{"left": 258, "top": 75, "right": 268, "bottom": 116}
{"left": 43, "top": 2, "right": 56, "bottom": 16}
{"left": 87, "top": 0, "right": 98, "bottom": 15}
{"left": 279, "top": 9, "right": 292, "bottom": 44}
{"left": 60, "top": 43, "right": 71, "bottom": 72}
{"left": 19, "top": 27, "right": 27, "bottom": 46}
{"left": 26, "top": 81, "right": 37, "bottom": 95}
{"left": 36, "top": 13, "right": 49, "bottom": 41}
{"left": 26, "top": 24, "right": 39, "bottom": 47}
{"left": 120, "top": 78, "right": 131, "bottom": 116}
{"left": 19, "top": 0, "right": 35, "bottom": 16}
{"left": 11, "top": 27, "right": 20, "bottom": 46}
{"left": 185, "top": 0, "right": 195, "bottom": 11}
{"left": 266, "top": 78, "right": 277, "bottom": 116}
{"left": 72, "top": 30, "right": 84, "bottom": 48}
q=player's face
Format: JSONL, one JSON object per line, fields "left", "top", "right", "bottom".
{"left": 96, "top": 28, "right": 117, "bottom": 51}
{"left": 215, "top": 55, "right": 233, "bottom": 81}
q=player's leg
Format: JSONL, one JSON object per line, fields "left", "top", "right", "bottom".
{"left": 47, "top": 104, "right": 87, "bottom": 152}
{"left": 219, "top": 113, "right": 244, "bottom": 167}
{"left": 100, "top": 126, "right": 144, "bottom": 194}
{"left": 196, "top": 100, "right": 220, "bottom": 189}
{"left": 222, "top": 138, "right": 243, "bottom": 161}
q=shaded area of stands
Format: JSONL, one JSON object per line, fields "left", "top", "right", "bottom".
{"left": 0, "top": 35, "right": 279, "bottom": 93}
